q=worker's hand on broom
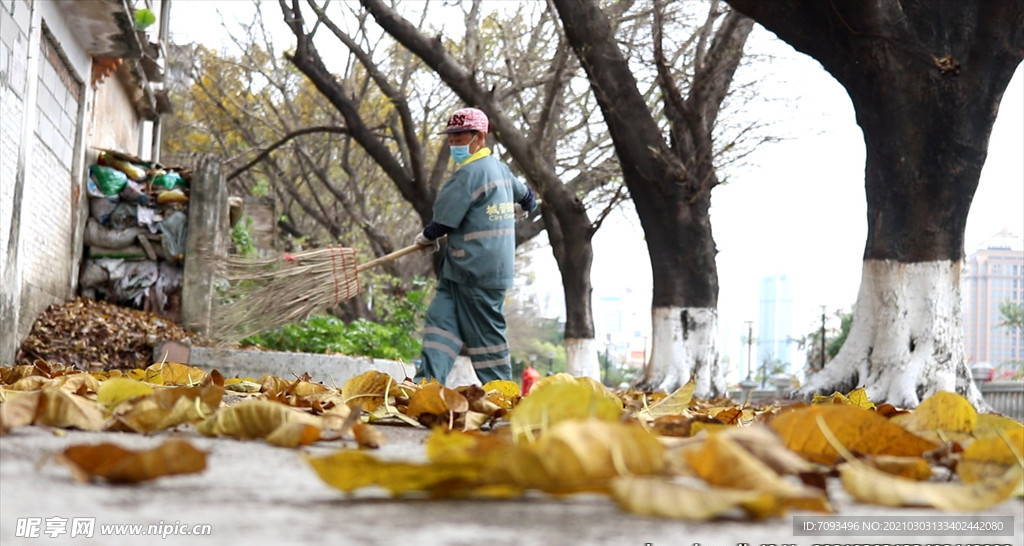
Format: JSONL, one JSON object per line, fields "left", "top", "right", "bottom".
{"left": 415, "top": 232, "right": 440, "bottom": 253}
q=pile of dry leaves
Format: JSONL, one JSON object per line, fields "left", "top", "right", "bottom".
{"left": 14, "top": 297, "right": 208, "bottom": 369}
{"left": 0, "top": 360, "right": 1020, "bottom": 520}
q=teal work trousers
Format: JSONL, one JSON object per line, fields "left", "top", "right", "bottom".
{"left": 415, "top": 278, "right": 512, "bottom": 384}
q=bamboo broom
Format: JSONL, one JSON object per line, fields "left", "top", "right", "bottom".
{"left": 208, "top": 244, "right": 425, "bottom": 342}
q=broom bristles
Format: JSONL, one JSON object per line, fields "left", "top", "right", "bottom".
{"left": 209, "top": 246, "right": 361, "bottom": 341}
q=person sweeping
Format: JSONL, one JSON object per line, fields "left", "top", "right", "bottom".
{"left": 414, "top": 107, "right": 537, "bottom": 384}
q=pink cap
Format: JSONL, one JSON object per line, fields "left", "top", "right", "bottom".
{"left": 440, "top": 107, "right": 489, "bottom": 134}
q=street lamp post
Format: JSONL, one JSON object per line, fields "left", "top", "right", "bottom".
{"left": 820, "top": 306, "right": 827, "bottom": 370}
{"left": 739, "top": 321, "right": 758, "bottom": 401}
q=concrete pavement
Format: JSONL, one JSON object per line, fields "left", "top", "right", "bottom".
{"left": 1, "top": 422, "right": 1021, "bottom": 546}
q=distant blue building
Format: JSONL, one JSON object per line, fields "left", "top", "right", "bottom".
{"left": 758, "top": 274, "right": 796, "bottom": 377}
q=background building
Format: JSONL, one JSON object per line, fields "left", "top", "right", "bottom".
{"left": 757, "top": 273, "right": 796, "bottom": 379}
{"left": 963, "top": 228, "right": 1024, "bottom": 372}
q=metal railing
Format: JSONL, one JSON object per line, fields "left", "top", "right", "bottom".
{"left": 728, "top": 380, "right": 1024, "bottom": 421}
{"left": 978, "top": 381, "right": 1024, "bottom": 420}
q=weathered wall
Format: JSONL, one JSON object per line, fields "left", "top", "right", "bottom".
{"left": 1, "top": 0, "right": 92, "bottom": 363}
{"left": 1, "top": 0, "right": 159, "bottom": 364}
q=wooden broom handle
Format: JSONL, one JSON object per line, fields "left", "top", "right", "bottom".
{"left": 356, "top": 244, "right": 428, "bottom": 272}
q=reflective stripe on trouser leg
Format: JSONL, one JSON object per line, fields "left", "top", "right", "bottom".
{"left": 452, "top": 283, "right": 511, "bottom": 383}
{"left": 416, "top": 281, "right": 463, "bottom": 382}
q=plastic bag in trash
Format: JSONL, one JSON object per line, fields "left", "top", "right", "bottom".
{"left": 89, "top": 165, "right": 128, "bottom": 196}
{"left": 152, "top": 171, "right": 184, "bottom": 190}
{"left": 157, "top": 189, "right": 188, "bottom": 204}
{"left": 159, "top": 211, "right": 188, "bottom": 260}
{"left": 98, "top": 151, "right": 148, "bottom": 181}
{"left": 89, "top": 196, "right": 119, "bottom": 224}
{"left": 119, "top": 180, "right": 150, "bottom": 205}
{"left": 109, "top": 202, "right": 138, "bottom": 230}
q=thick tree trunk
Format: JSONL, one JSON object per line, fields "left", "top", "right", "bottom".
{"left": 644, "top": 306, "right": 722, "bottom": 396}
{"left": 725, "top": 0, "right": 1023, "bottom": 408}
{"left": 798, "top": 260, "right": 986, "bottom": 409}
{"left": 554, "top": 0, "right": 749, "bottom": 395}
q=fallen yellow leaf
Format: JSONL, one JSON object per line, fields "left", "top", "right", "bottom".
{"left": 406, "top": 381, "right": 468, "bottom": 426}
{"left": 97, "top": 377, "right": 155, "bottom": 409}
{"left": 143, "top": 361, "right": 206, "bottom": 386}
{"left": 611, "top": 476, "right": 780, "bottom": 520}
{"left": 341, "top": 370, "right": 404, "bottom": 412}
{"left": 111, "top": 379, "right": 224, "bottom": 433}
{"left": 304, "top": 449, "right": 494, "bottom": 497}
{"left": 509, "top": 377, "right": 623, "bottom": 443}
{"left": 840, "top": 461, "right": 1021, "bottom": 510}
{"left": 958, "top": 427, "right": 1024, "bottom": 483}
{"left": 196, "top": 399, "right": 321, "bottom": 448}
{"left": 34, "top": 387, "right": 106, "bottom": 431}
{"left": 58, "top": 439, "right": 206, "bottom": 484}
{"left": 637, "top": 377, "right": 696, "bottom": 421}
{"left": 683, "top": 433, "right": 831, "bottom": 513}
{"left": 891, "top": 391, "right": 976, "bottom": 444}
{"left": 529, "top": 419, "right": 664, "bottom": 494}
{"left": 770, "top": 404, "right": 938, "bottom": 465}
{"left": 352, "top": 422, "right": 386, "bottom": 449}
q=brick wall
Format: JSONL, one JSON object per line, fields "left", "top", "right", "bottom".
{"left": 18, "top": 26, "right": 83, "bottom": 334}
{"left": 1, "top": 0, "right": 31, "bottom": 267}
{"left": 1, "top": 0, "right": 91, "bottom": 362}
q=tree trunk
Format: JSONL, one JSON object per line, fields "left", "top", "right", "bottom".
{"left": 360, "top": 0, "right": 601, "bottom": 379}
{"left": 800, "top": 260, "right": 985, "bottom": 408}
{"left": 554, "top": 0, "right": 751, "bottom": 396}
{"left": 726, "top": 0, "right": 1023, "bottom": 407}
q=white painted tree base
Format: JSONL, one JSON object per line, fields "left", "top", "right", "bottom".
{"left": 564, "top": 337, "right": 601, "bottom": 381}
{"left": 639, "top": 306, "right": 723, "bottom": 397}
{"left": 797, "top": 259, "right": 987, "bottom": 410}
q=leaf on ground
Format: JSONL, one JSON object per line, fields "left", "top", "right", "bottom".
{"left": 972, "top": 413, "right": 1024, "bottom": 438}
{"left": 0, "top": 391, "right": 43, "bottom": 433}
{"left": 769, "top": 404, "right": 938, "bottom": 465}
{"left": 840, "top": 461, "right": 1022, "bottom": 510}
{"left": 637, "top": 377, "right": 696, "bottom": 421}
{"left": 527, "top": 419, "right": 664, "bottom": 494}
{"left": 891, "top": 391, "right": 976, "bottom": 444}
{"left": 812, "top": 387, "right": 876, "bottom": 410}
{"left": 682, "top": 432, "right": 831, "bottom": 513}
{"left": 713, "top": 425, "right": 818, "bottom": 476}
{"left": 97, "top": 377, "right": 155, "bottom": 409}
{"left": 425, "top": 428, "right": 512, "bottom": 465}
{"left": 352, "top": 422, "right": 386, "bottom": 449}
{"left": 111, "top": 379, "right": 224, "bottom": 433}
{"left": 406, "top": 381, "right": 469, "bottom": 426}
{"left": 196, "top": 399, "right": 321, "bottom": 448}
{"left": 857, "top": 455, "right": 933, "bottom": 480}
{"left": 143, "top": 361, "right": 206, "bottom": 386}
{"left": 5, "top": 376, "right": 54, "bottom": 391}
{"left": 509, "top": 377, "right": 623, "bottom": 443}
{"left": 0, "top": 365, "right": 38, "bottom": 385}
{"left": 305, "top": 449, "right": 492, "bottom": 497}
{"left": 34, "top": 387, "right": 106, "bottom": 430}
{"left": 481, "top": 379, "right": 520, "bottom": 410}
{"left": 957, "top": 427, "right": 1024, "bottom": 484}
{"left": 611, "top": 476, "right": 780, "bottom": 520}
{"left": 341, "top": 370, "right": 404, "bottom": 412}
{"left": 57, "top": 439, "right": 206, "bottom": 484}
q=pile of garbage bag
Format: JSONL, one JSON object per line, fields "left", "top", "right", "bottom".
{"left": 81, "top": 149, "right": 190, "bottom": 318}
